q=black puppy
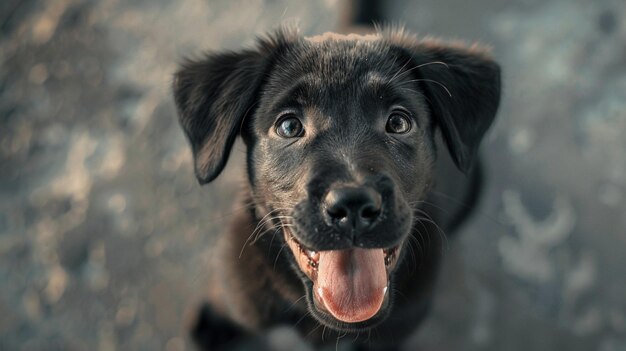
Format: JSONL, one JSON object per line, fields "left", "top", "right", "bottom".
{"left": 173, "top": 26, "right": 500, "bottom": 349}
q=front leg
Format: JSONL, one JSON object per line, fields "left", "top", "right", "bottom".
{"left": 191, "top": 303, "right": 248, "bottom": 350}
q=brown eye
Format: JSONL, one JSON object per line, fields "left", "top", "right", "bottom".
{"left": 385, "top": 112, "right": 412, "bottom": 134}
{"left": 276, "top": 116, "right": 304, "bottom": 138}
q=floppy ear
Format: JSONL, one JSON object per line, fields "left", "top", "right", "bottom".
{"left": 389, "top": 35, "right": 501, "bottom": 173}
{"left": 172, "top": 29, "right": 296, "bottom": 184}
{"left": 172, "top": 50, "right": 265, "bottom": 184}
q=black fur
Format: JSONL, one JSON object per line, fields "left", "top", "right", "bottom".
{"left": 173, "top": 26, "right": 500, "bottom": 349}
{"left": 191, "top": 304, "right": 247, "bottom": 350}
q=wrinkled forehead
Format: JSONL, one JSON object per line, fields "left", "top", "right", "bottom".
{"left": 265, "top": 71, "right": 391, "bottom": 110}
{"left": 285, "top": 37, "right": 395, "bottom": 83}
{"left": 260, "top": 39, "right": 406, "bottom": 110}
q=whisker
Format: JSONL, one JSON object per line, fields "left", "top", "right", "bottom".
{"left": 352, "top": 331, "right": 360, "bottom": 343}
{"left": 273, "top": 243, "right": 288, "bottom": 271}
{"left": 405, "top": 235, "right": 418, "bottom": 272}
{"left": 392, "top": 287, "right": 410, "bottom": 303}
{"left": 336, "top": 331, "right": 347, "bottom": 351}
{"left": 409, "top": 223, "right": 425, "bottom": 257}
{"left": 239, "top": 206, "right": 296, "bottom": 258}
{"left": 414, "top": 216, "right": 432, "bottom": 253}
{"left": 285, "top": 294, "right": 307, "bottom": 313}
{"left": 416, "top": 60, "right": 449, "bottom": 69}
{"left": 402, "top": 78, "right": 452, "bottom": 97}
{"left": 239, "top": 209, "right": 287, "bottom": 258}
{"left": 266, "top": 227, "right": 282, "bottom": 257}
{"left": 305, "top": 322, "right": 323, "bottom": 338}
{"left": 415, "top": 211, "right": 449, "bottom": 255}
{"left": 387, "top": 58, "right": 412, "bottom": 85}
{"left": 391, "top": 60, "right": 448, "bottom": 84}
{"left": 383, "top": 54, "right": 400, "bottom": 79}
{"left": 294, "top": 310, "right": 312, "bottom": 328}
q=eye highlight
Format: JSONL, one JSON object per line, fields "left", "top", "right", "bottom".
{"left": 276, "top": 115, "right": 304, "bottom": 138}
{"left": 385, "top": 111, "right": 412, "bottom": 134}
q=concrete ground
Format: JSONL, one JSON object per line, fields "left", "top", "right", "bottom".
{"left": 1, "top": 0, "right": 625, "bottom": 350}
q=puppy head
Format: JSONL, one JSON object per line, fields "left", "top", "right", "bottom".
{"left": 173, "top": 27, "right": 500, "bottom": 331}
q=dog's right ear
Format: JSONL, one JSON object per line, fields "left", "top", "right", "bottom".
{"left": 172, "top": 28, "right": 297, "bottom": 184}
{"left": 172, "top": 50, "right": 266, "bottom": 184}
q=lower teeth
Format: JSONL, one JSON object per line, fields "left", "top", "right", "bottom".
{"left": 384, "top": 248, "right": 397, "bottom": 266}
{"left": 385, "top": 255, "right": 393, "bottom": 266}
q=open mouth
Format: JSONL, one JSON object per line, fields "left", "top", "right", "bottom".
{"left": 284, "top": 229, "right": 401, "bottom": 325}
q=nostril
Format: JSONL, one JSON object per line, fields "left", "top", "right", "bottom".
{"left": 327, "top": 206, "right": 348, "bottom": 220}
{"left": 360, "top": 205, "right": 380, "bottom": 220}
{"left": 360, "top": 188, "right": 382, "bottom": 223}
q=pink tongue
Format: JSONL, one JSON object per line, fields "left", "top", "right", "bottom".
{"left": 316, "top": 248, "right": 387, "bottom": 323}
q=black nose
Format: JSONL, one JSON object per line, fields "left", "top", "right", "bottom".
{"left": 324, "top": 186, "right": 382, "bottom": 232}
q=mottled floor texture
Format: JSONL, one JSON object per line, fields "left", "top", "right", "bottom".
{"left": 1, "top": 0, "right": 625, "bottom": 350}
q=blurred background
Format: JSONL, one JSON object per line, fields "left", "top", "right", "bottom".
{"left": 1, "top": 0, "right": 625, "bottom": 350}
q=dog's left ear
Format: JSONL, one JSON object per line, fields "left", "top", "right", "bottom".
{"left": 172, "top": 28, "right": 297, "bottom": 184}
{"left": 389, "top": 36, "right": 501, "bottom": 173}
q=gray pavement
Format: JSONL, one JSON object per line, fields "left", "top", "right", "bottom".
{"left": 1, "top": 0, "right": 625, "bottom": 350}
